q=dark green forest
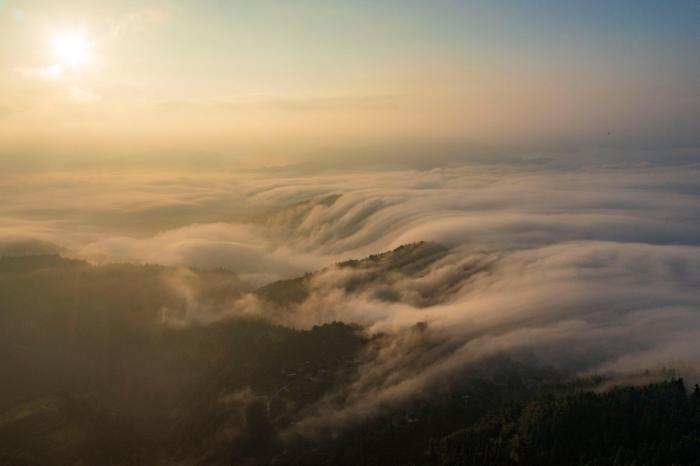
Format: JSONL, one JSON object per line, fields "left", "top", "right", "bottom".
{"left": 1, "top": 254, "right": 699, "bottom": 465}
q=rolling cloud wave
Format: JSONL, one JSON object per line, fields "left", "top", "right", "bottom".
{"left": 2, "top": 161, "right": 700, "bottom": 432}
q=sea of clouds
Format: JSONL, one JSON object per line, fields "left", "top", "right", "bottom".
{"left": 2, "top": 158, "right": 700, "bottom": 433}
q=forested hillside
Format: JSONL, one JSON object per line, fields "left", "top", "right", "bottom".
{"left": 1, "top": 253, "right": 698, "bottom": 465}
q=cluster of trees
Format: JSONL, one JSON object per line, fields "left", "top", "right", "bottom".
{"left": 272, "top": 379, "right": 700, "bottom": 466}
{"left": 434, "top": 379, "right": 700, "bottom": 466}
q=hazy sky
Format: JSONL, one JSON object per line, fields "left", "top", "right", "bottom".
{"left": 0, "top": 0, "right": 698, "bottom": 166}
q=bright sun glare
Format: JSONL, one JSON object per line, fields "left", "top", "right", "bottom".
{"left": 52, "top": 32, "right": 92, "bottom": 69}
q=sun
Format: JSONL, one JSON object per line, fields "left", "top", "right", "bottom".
{"left": 52, "top": 32, "right": 92, "bottom": 69}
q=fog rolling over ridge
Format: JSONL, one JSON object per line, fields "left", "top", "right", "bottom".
{"left": 3, "top": 159, "right": 700, "bottom": 432}
{"left": 1, "top": 153, "right": 700, "bottom": 464}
